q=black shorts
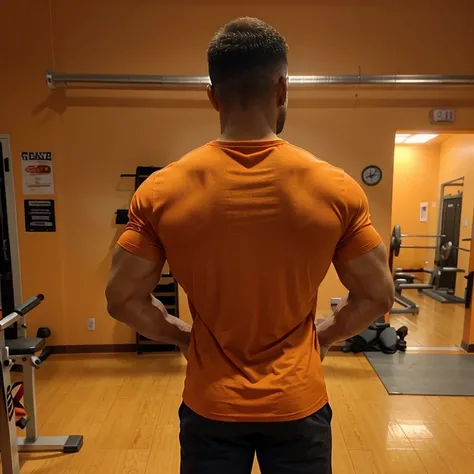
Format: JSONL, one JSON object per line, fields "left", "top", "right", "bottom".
{"left": 179, "top": 402, "right": 332, "bottom": 474}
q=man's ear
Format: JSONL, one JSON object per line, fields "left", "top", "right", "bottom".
{"left": 207, "top": 85, "right": 220, "bottom": 112}
{"left": 276, "top": 76, "right": 288, "bottom": 107}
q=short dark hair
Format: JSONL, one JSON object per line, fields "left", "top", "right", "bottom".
{"left": 207, "top": 18, "right": 288, "bottom": 107}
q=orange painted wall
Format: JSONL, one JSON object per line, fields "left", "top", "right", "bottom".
{"left": 1, "top": 0, "right": 474, "bottom": 345}
{"left": 439, "top": 135, "right": 474, "bottom": 298}
{"left": 391, "top": 144, "right": 441, "bottom": 275}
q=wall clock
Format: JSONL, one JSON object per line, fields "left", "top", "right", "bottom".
{"left": 361, "top": 165, "right": 383, "bottom": 186}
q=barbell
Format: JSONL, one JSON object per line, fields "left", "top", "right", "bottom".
{"left": 390, "top": 225, "right": 445, "bottom": 257}
{"left": 391, "top": 225, "right": 470, "bottom": 261}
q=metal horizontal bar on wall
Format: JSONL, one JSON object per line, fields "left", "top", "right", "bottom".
{"left": 45, "top": 70, "right": 474, "bottom": 90}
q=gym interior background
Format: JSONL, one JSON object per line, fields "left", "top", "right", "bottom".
{"left": 1, "top": 0, "right": 474, "bottom": 349}
{"left": 1, "top": 1, "right": 474, "bottom": 473}
{"left": 390, "top": 133, "right": 473, "bottom": 347}
{"left": 392, "top": 134, "right": 473, "bottom": 291}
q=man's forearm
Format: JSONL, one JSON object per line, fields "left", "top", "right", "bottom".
{"left": 317, "top": 294, "right": 387, "bottom": 346}
{"left": 110, "top": 294, "right": 192, "bottom": 348}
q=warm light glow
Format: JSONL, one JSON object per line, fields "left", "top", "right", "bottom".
{"left": 403, "top": 134, "right": 438, "bottom": 144}
{"left": 395, "top": 134, "right": 411, "bottom": 143}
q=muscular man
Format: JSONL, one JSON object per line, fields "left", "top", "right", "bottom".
{"left": 106, "top": 17, "right": 394, "bottom": 474}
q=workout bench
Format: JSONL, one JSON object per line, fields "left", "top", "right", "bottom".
{"left": 0, "top": 295, "right": 83, "bottom": 474}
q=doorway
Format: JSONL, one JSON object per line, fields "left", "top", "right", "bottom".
{"left": 0, "top": 135, "right": 22, "bottom": 338}
{"left": 390, "top": 132, "right": 474, "bottom": 348}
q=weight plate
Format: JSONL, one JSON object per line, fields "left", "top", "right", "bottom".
{"left": 440, "top": 241, "right": 453, "bottom": 261}
{"left": 391, "top": 225, "right": 402, "bottom": 257}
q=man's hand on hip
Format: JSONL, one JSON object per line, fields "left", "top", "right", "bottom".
{"left": 315, "top": 318, "right": 332, "bottom": 362}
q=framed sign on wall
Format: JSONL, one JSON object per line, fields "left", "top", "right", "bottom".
{"left": 420, "top": 202, "right": 428, "bottom": 222}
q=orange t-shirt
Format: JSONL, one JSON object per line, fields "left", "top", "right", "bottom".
{"left": 118, "top": 140, "right": 382, "bottom": 422}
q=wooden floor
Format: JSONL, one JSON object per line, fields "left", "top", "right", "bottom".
{"left": 3, "top": 351, "right": 474, "bottom": 474}
{"left": 315, "top": 291, "right": 465, "bottom": 348}
{"left": 390, "top": 292, "right": 465, "bottom": 347}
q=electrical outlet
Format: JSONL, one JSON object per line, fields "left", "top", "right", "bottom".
{"left": 87, "top": 318, "right": 96, "bottom": 331}
{"left": 464, "top": 219, "right": 469, "bottom": 228}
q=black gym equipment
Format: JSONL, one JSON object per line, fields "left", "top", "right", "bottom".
{"left": 342, "top": 322, "right": 408, "bottom": 354}
{"left": 421, "top": 178, "right": 469, "bottom": 303}
{"left": 390, "top": 224, "right": 446, "bottom": 258}
{"left": 389, "top": 224, "right": 471, "bottom": 307}
{"left": 0, "top": 295, "right": 83, "bottom": 474}
{"left": 330, "top": 298, "right": 408, "bottom": 353}
{"left": 422, "top": 267, "right": 467, "bottom": 303}
{"left": 421, "top": 240, "right": 470, "bottom": 304}
{"left": 391, "top": 269, "right": 434, "bottom": 315}
{"left": 389, "top": 226, "right": 446, "bottom": 314}
{"left": 439, "top": 241, "right": 470, "bottom": 259}
{"left": 11, "top": 327, "right": 52, "bottom": 374}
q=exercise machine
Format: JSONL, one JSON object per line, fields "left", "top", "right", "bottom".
{"left": 391, "top": 268, "right": 434, "bottom": 315}
{"left": 420, "top": 177, "right": 469, "bottom": 303}
{"left": 421, "top": 265, "right": 466, "bottom": 303}
{"left": 390, "top": 224, "right": 471, "bottom": 307}
{"left": 0, "top": 295, "right": 83, "bottom": 474}
{"left": 421, "top": 240, "right": 470, "bottom": 304}
{"left": 389, "top": 225, "right": 444, "bottom": 314}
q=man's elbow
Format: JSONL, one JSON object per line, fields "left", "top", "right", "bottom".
{"left": 107, "top": 301, "right": 126, "bottom": 322}
{"left": 375, "top": 294, "right": 395, "bottom": 316}
{"left": 106, "top": 287, "right": 129, "bottom": 323}
{"left": 373, "top": 281, "right": 395, "bottom": 315}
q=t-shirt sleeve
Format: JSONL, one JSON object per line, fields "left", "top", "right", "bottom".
{"left": 117, "top": 174, "right": 165, "bottom": 263}
{"left": 334, "top": 173, "right": 383, "bottom": 262}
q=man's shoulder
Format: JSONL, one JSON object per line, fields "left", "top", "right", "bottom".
{"left": 281, "top": 142, "right": 345, "bottom": 177}
{"left": 181, "top": 143, "right": 216, "bottom": 160}
{"left": 158, "top": 144, "right": 217, "bottom": 174}
{"left": 149, "top": 144, "right": 215, "bottom": 180}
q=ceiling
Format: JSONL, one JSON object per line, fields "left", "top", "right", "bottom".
{"left": 395, "top": 133, "right": 456, "bottom": 145}
{"left": 429, "top": 135, "right": 453, "bottom": 144}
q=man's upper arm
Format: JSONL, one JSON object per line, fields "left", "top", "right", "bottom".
{"left": 333, "top": 173, "right": 382, "bottom": 263}
{"left": 334, "top": 243, "right": 394, "bottom": 309}
{"left": 106, "top": 247, "right": 165, "bottom": 309}
{"left": 108, "top": 174, "right": 166, "bottom": 309}
{"left": 332, "top": 173, "right": 393, "bottom": 308}
{"left": 117, "top": 174, "right": 165, "bottom": 263}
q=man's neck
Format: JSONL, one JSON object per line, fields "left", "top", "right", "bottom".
{"left": 218, "top": 110, "right": 278, "bottom": 142}
{"left": 219, "top": 130, "right": 279, "bottom": 142}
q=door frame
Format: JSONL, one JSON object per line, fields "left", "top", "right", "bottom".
{"left": 0, "top": 134, "right": 22, "bottom": 308}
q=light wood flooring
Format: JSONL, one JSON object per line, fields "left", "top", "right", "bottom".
{"left": 2, "top": 350, "right": 474, "bottom": 474}
{"left": 390, "top": 292, "right": 465, "bottom": 348}
{"left": 315, "top": 291, "right": 465, "bottom": 348}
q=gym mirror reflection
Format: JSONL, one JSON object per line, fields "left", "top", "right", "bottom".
{"left": 390, "top": 133, "right": 474, "bottom": 348}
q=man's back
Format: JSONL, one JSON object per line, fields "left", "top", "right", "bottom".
{"left": 119, "top": 139, "right": 382, "bottom": 421}
{"left": 107, "top": 17, "right": 393, "bottom": 474}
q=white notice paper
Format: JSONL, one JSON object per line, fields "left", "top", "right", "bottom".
{"left": 21, "top": 152, "right": 55, "bottom": 195}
